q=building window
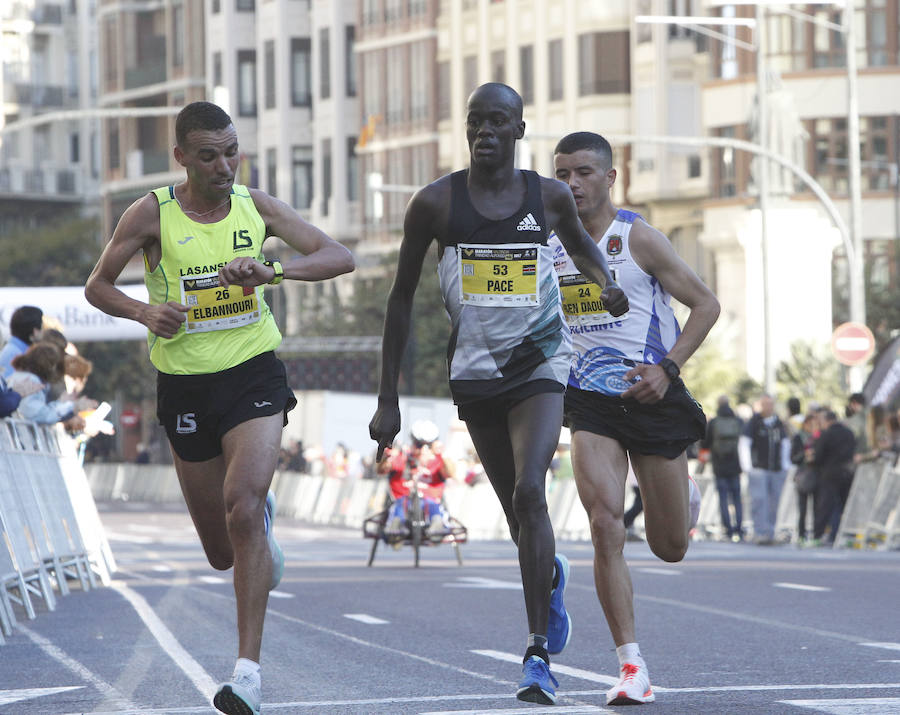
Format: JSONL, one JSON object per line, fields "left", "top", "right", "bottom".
{"left": 291, "top": 38, "right": 311, "bottom": 107}
{"left": 70, "top": 133, "right": 80, "bottom": 163}
{"left": 345, "top": 26, "right": 357, "bottom": 97}
{"left": 212, "top": 0, "right": 220, "bottom": 13}
{"left": 437, "top": 61, "right": 450, "bottom": 120}
{"left": 236, "top": 0, "right": 254, "bottom": 10}
{"left": 464, "top": 55, "right": 477, "bottom": 98}
{"left": 491, "top": 49, "right": 505, "bottom": 83}
{"left": 363, "top": 0, "right": 380, "bottom": 25}
{"left": 321, "top": 138, "right": 332, "bottom": 216}
{"left": 347, "top": 137, "right": 359, "bottom": 201}
{"left": 109, "top": 121, "right": 120, "bottom": 170}
{"left": 548, "top": 39, "right": 563, "bottom": 101}
{"left": 267, "top": 147, "right": 277, "bottom": 197}
{"left": 386, "top": 46, "right": 405, "bottom": 124}
{"left": 265, "top": 40, "right": 276, "bottom": 110}
{"left": 636, "top": 0, "right": 652, "bottom": 43}
{"left": 320, "top": 27, "right": 331, "bottom": 99}
{"left": 213, "top": 51, "right": 222, "bottom": 87}
{"left": 578, "top": 31, "right": 630, "bottom": 95}
{"left": 520, "top": 45, "right": 534, "bottom": 105}
{"left": 812, "top": 6, "right": 845, "bottom": 68}
{"left": 713, "top": 126, "right": 739, "bottom": 198}
{"left": 688, "top": 155, "right": 701, "bottom": 179}
{"left": 409, "top": 0, "right": 427, "bottom": 17}
{"left": 292, "top": 146, "right": 312, "bottom": 209}
{"left": 386, "top": 0, "right": 402, "bottom": 21}
{"left": 410, "top": 42, "right": 428, "bottom": 121}
{"left": 237, "top": 49, "right": 257, "bottom": 117}
{"left": 172, "top": 2, "right": 184, "bottom": 68}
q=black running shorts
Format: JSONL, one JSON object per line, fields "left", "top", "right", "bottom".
{"left": 157, "top": 351, "right": 297, "bottom": 462}
{"left": 458, "top": 378, "right": 564, "bottom": 424}
{"left": 564, "top": 380, "right": 706, "bottom": 459}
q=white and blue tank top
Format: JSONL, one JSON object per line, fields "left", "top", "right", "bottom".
{"left": 549, "top": 209, "right": 681, "bottom": 396}
{"left": 437, "top": 169, "right": 572, "bottom": 405}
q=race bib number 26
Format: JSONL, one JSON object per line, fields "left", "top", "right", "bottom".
{"left": 458, "top": 243, "right": 540, "bottom": 307}
{"left": 180, "top": 272, "right": 260, "bottom": 333}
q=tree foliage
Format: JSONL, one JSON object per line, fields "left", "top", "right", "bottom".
{"left": 775, "top": 340, "right": 845, "bottom": 412}
{"left": 0, "top": 214, "right": 102, "bottom": 287}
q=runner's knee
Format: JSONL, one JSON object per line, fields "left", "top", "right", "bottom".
{"left": 588, "top": 506, "right": 626, "bottom": 555}
{"left": 647, "top": 531, "right": 687, "bottom": 563}
{"left": 224, "top": 488, "right": 265, "bottom": 536}
{"left": 511, "top": 478, "right": 547, "bottom": 521}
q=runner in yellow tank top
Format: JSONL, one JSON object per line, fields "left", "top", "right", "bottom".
{"left": 85, "top": 102, "right": 354, "bottom": 715}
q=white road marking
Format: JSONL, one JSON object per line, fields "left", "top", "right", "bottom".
{"left": 780, "top": 697, "right": 900, "bottom": 714}
{"left": 420, "top": 707, "right": 605, "bottom": 714}
{"left": 0, "top": 687, "right": 84, "bottom": 707}
{"left": 104, "top": 531, "right": 155, "bottom": 544}
{"left": 151, "top": 564, "right": 173, "bottom": 572}
{"left": 445, "top": 576, "right": 522, "bottom": 590}
{"left": 636, "top": 567, "right": 681, "bottom": 576}
{"left": 268, "top": 590, "right": 294, "bottom": 599}
{"left": 472, "top": 650, "right": 617, "bottom": 685}
{"left": 18, "top": 624, "right": 139, "bottom": 711}
{"left": 344, "top": 613, "right": 390, "bottom": 624}
{"left": 879, "top": 660, "right": 900, "bottom": 664}
{"left": 111, "top": 581, "right": 218, "bottom": 699}
{"left": 773, "top": 582, "right": 831, "bottom": 592}
{"left": 861, "top": 642, "right": 900, "bottom": 651}
{"left": 198, "top": 575, "right": 226, "bottom": 584}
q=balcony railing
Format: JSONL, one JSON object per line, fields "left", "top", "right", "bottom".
{"left": 32, "top": 4, "right": 63, "bottom": 25}
{"left": 0, "top": 165, "right": 84, "bottom": 198}
{"left": 3, "top": 83, "right": 66, "bottom": 108}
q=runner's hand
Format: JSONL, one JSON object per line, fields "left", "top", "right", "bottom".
{"left": 143, "top": 301, "right": 188, "bottom": 338}
{"left": 600, "top": 283, "right": 628, "bottom": 317}
{"left": 369, "top": 402, "right": 401, "bottom": 462}
{"left": 621, "top": 363, "right": 668, "bottom": 403}
{"left": 219, "top": 258, "right": 271, "bottom": 288}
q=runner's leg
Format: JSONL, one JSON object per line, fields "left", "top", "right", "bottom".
{"left": 221, "top": 412, "right": 283, "bottom": 662}
{"left": 630, "top": 452, "right": 690, "bottom": 563}
{"left": 570, "top": 430, "right": 633, "bottom": 644}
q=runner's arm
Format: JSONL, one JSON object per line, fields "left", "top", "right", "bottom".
{"left": 369, "top": 186, "right": 440, "bottom": 459}
{"left": 622, "top": 220, "right": 720, "bottom": 402}
{"left": 84, "top": 194, "right": 189, "bottom": 339}
{"left": 544, "top": 179, "right": 628, "bottom": 317}
{"left": 220, "top": 190, "right": 355, "bottom": 288}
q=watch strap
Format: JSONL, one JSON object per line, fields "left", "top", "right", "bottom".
{"left": 658, "top": 357, "right": 680, "bottom": 380}
{"left": 263, "top": 260, "right": 284, "bottom": 285}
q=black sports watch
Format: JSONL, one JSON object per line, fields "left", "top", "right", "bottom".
{"left": 658, "top": 357, "right": 680, "bottom": 381}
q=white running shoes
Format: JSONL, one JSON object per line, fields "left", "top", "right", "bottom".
{"left": 213, "top": 670, "right": 261, "bottom": 715}
{"left": 606, "top": 661, "right": 655, "bottom": 706}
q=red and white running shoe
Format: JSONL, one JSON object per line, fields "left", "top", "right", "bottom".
{"left": 606, "top": 661, "right": 655, "bottom": 706}
{"left": 688, "top": 476, "right": 701, "bottom": 530}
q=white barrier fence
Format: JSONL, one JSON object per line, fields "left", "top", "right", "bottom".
{"left": 83, "top": 457, "right": 900, "bottom": 552}
{"left": 0, "top": 419, "right": 115, "bottom": 646}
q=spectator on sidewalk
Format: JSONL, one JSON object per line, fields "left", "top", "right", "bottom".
{"left": 0, "top": 306, "right": 44, "bottom": 379}
{"left": 790, "top": 413, "right": 819, "bottom": 544}
{"left": 701, "top": 395, "right": 745, "bottom": 541}
{"left": 9, "top": 343, "right": 95, "bottom": 425}
{"left": 811, "top": 409, "right": 856, "bottom": 545}
{"left": 738, "top": 394, "right": 791, "bottom": 545}
{"left": 844, "top": 393, "right": 869, "bottom": 462}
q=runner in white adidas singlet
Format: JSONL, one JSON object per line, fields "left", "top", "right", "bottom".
{"left": 370, "top": 85, "right": 628, "bottom": 705}
{"left": 552, "top": 132, "right": 720, "bottom": 707}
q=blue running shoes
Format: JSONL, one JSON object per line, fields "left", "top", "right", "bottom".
{"left": 516, "top": 655, "right": 559, "bottom": 704}
{"left": 547, "top": 553, "right": 572, "bottom": 654}
{"left": 264, "top": 490, "right": 284, "bottom": 591}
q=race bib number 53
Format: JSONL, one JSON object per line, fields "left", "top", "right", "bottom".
{"left": 180, "top": 272, "right": 260, "bottom": 333}
{"left": 458, "top": 243, "right": 540, "bottom": 306}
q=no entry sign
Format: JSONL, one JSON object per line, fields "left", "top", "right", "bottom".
{"left": 831, "top": 322, "right": 875, "bottom": 366}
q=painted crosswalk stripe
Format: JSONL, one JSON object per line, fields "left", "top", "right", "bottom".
{"left": 420, "top": 707, "right": 605, "bottom": 714}
{"left": 773, "top": 582, "right": 831, "bottom": 592}
{"left": 780, "top": 697, "right": 900, "bottom": 714}
{"left": 472, "top": 649, "right": 617, "bottom": 686}
{"left": 0, "top": 688, "right": 84, "bottom": 707}
{"left": 860, "top": 642, "right": 900, "bottom": 651}
{"left": 445, "top": 576, "right": 521, "bottom": 590}
{"left": 344, "top": 613, "right": 389, "bottom": 624}
{"left": 637, "top": 567, "right": 681, "bottom": 576}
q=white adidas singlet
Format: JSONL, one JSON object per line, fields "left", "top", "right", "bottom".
{"left": 549, "top": 209, "right": 681, "bottom": 396}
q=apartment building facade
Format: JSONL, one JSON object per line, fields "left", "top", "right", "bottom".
{"left": 1, "top": 0, "right": 100, "bottom": 234}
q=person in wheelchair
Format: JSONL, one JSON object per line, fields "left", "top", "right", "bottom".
{"left": 378, "top": 420, "right": 453, "bottom": 544}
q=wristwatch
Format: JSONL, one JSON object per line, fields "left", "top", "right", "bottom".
{"left": 262, "top": 260, "right": 284, "bottom": 285}
{"left": 658, "top": 357, "right": 680, "bottom": 381}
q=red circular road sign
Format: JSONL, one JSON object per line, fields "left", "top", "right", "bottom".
{"left": 831, "top": 322, "right": 875, "bottom": 366}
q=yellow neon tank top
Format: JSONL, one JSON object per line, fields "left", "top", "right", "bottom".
{"left": 145, "top": 184, "right": 282, "bottom": 375}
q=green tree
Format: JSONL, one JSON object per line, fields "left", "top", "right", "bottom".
{"left": 0, "top": 214, "right": 101, "bottom": 286}
{"left": 832, "top": 251, "right": 900, "bottom": 354}
{"left": 775, "top": 340, "right": 845, "bottom": 410}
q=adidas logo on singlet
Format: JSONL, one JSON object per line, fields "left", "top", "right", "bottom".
{"left": 516, "top": 212, "right": 542, "bottom": 231}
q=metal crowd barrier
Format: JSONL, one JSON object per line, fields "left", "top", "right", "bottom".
{"left": 0, "top": 418, "right": 115, "bottom": 645}
{"left": 834, "top": 456, "right": 900, "bottom": 550}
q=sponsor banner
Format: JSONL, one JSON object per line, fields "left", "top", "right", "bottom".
{"left": 863, "top": 336, "right": 900, "bottom": 407}
{"left": 0, "top": 285, "right": 149, "bottom": 342}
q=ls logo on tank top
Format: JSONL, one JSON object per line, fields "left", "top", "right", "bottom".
{"left": 180, "top": 271, "right": 260, "bottom": 333}
{"left": 457, "top": 243, "right": 540, "bottom": 306}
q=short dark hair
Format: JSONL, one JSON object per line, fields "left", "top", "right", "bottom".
{"left": 10, "top": 305, "right": 43, "bottom": 343}
{"left": 175, "top": 101, "right": 233, "bottom": 147}
{"left": 41, "top": 328, "right": 68, "bottom": 352}
{"left": 787, "top": 396, "right": 802, "bottom": 416}
{"left": 554, "top": 132, "right": 613, "bottom": 167}
{"left": 468, "top": 83, "right": 524, "bottom": 122}
{"left": 849, "top": 392, "right": 866, "bottom": 406}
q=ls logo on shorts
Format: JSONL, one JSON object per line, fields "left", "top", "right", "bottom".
{"left": 176, "top": 413, "right": 197, "bottom": 434}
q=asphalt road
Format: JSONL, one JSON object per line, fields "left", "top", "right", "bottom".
{"left": 2, "top": 502, "right": 900, "bottom": 715}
